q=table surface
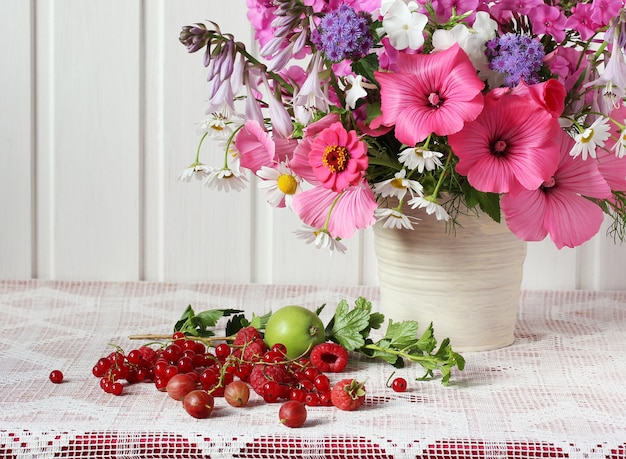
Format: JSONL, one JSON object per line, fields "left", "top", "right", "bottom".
{"left": 1, "top": 280, "right": 626, "bottom": 459}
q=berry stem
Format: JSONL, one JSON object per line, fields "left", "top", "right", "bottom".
{"left": 128, "top": 334, "right": 235, "bottom": 343}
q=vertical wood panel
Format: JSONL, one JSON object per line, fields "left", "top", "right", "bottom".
{"left": 146, "top": 0, "right": 256, "bottom": 283}
{"left": 36, "top": 0, "right": 142, "bottom": 280}
{"left": 0, "top": 1, "right": 34, "bottom": 278}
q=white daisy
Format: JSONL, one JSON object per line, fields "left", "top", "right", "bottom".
{"left": 407, "top": 196, "right": 450, "bottom": 221}
{"left": 177, "top": 163, "right": 211, "bottom": 182}
{"left": 257, "top": 163, "right": 302, "bottom": 207}
{"left": 570, "top": 117, "right": 611, "bottom": 160}
{"left": 374, "top": 207, "right": 418, "bottom": 230}
{"left": 294, "top": 227, "right": 347, "bottom": 253}
{"left": 197, "top": 107, "right": 238, "bottom": 140}
{"left": 398, "top": 147, "right": 444, "bottom": 172}
{"left": 203, "top": 167, "right": 248, "bottom": 192}
{"left": 372, "top": 169, "right": 424, "bottom": 200}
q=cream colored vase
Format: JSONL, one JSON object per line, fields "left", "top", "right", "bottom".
{"left": 373, "top": 206, "right": 527, "bottom": 352}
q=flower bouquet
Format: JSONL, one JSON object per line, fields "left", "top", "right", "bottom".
{"left": 178, "top": 0, "right": 626, "bottom": 254}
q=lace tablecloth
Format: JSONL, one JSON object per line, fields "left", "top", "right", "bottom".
{"left": 1, "top": 280, "right": 625, "bottom": 459}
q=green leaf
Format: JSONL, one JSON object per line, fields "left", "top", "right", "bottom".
{"left": 327, "top": 298, "right": 373, "bottom": 351}
{"left": 195, "top": 309, "right": 241, "bottom": 328}
{"left": 249, "top": 311, "right": 271, "bottom": 330}
{"left": 382, "top": 320, "right": 420, "bottom": 350}
{"left": 351, "top": 53, "right": 380, "bottom": 85}
{"left": 369, "top": 312, "right": 385, "bottom": 330}
{"left": 460, "top": 181, "right": 501, "bottom": 223}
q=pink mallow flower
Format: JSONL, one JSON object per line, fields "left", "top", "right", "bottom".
{"left": 449, "top": 90, "right": 561, "bottom": 195}
{"left": 501, "top": 130, "right": 612, "bottom": 249}
{"left": 291, "top": 180, "right": 378, "bottom": 240}
{"left": 308, "top": 122, "right": 369, "bottom": 192}
{"left": 374, "top": 43, "right": 484, "bottom": 146}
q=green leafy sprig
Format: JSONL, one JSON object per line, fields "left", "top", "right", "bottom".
{"left": 169, "top": 297, "right": 464, "bottom": 385}
{"left": 325, "top": 297, "right": 465, "bottom": 385}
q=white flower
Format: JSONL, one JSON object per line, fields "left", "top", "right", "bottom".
{"left": 203, "top": 167, "right": 248, "bottom": 192}
{"left": 382, "top": 0, "right": 428, "bottom": 50}
{"left": 586, "top": 33, "right": 626, "bottom": 110}
{"left": 257, "top": 163, "right": 302, "bottom": 207}
{"left": 570, "top": 117, "right": 612, "bottom": 160}
{"left": 398, "top": 147, "right": 444, "bottom": 172}
{"left": 613, "top": 121, "right": 626, "bottom": 158}
{"left": 294, "top": 227, "right": 347, "bottom": 253}
{"left": 177, "top": 163, "right": 211, "bottom": 182}
{"left": 293, "top": 53, "right": 331, "bottom": 125}
{"left": 407, "top": 196, "right": 450, "bottom": 221}
{"left": 432, "top": 12, "right": 497, "bottom": 79}
{"left": 374, "top": 207, "right": 417, "bottom": 229}
{"left": 197, "top": 107, "right": 236, "bottom": 140}
{"left": 372, "top": 169, "right": 423, "bottom": 200}
{"left": 343, "top": 75, "right": 368, "bottom": 109}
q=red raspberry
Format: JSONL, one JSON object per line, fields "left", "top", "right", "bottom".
{"left": 309, "top": 343, "right": 349, "bottom": 372}
{"left": 331, "top": 378, "right": 366, "bottom": 411}
{"left": 234, "top": 326, "right": 263, "bottom": 346}
{"left": 242, "top": 340, "right": 269, "bottom": 363}
{"left": 248, "top": 364, "right": 295, "bottom": 397}
{"left": 138, "top": 346, "right": 157, "bottom": 365}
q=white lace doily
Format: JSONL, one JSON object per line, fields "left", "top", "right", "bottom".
{"left": 1, "top": 281, "right": 625, "bottom": 458}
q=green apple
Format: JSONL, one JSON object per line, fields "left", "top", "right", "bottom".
{"left": 264, "top": 305, "right": 326, "bottom": 359}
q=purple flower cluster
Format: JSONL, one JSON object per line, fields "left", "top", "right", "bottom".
{"left": 310, "top": 5, "right": 373, "bottom": 63}
{"left": 485, "top": 33, "right": 546, "bottom": 87}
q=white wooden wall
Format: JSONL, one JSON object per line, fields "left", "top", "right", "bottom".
{"left": 1, "top": 0, "right": 625, "bottom": 290}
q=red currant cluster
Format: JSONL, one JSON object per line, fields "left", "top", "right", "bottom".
{"left": 89, "top": 328, "right": 350, "bottom": 406}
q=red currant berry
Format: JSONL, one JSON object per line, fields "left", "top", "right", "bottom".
{"left": 318, "top": 390, "right": 333, "bottom": 406}
{"left": 194, "top": 341, "right": 207, "bottom": 355}
{"left": 199, "top": 369, "right": 219, "bottom": 390}
{"left": 172, "top": 331, "right": 186, "bottom": 345}
{"left": 215, "top": 343, "right": 231, "bottom": 359}
{"left": 300, "top": 379, "right": 315, "bottom": 392}
{"left": 313, "top": 374, "right": 330, "bottom": 392}
{"left": 176, "top": 356, "right": 194, "bottom": 374}
{"left": 271, "top": 343, "right": 287, "bottom": 355}
{"left": 92, "top": 365, "right": 106, "bottom": 378}
{"left": 96, "top": 357, "right": 111, "bottom": 372}
{"left": 392, "top": 377, "right": 408, "bottom": 392}
{"left": 235, "top": 364, "right": 252, "bottom": 381}
{"left": 163, "top": 365, "right": 179, "bottom": 380}
{"left": 49, "top": 370, "right": 64, "bottom": 384}
{"left": 154, "top": 376, "right": 168, "bottom": 391}
{"left": 163, "top": 344, "right": 182, "bottom": 363}
{"left": 110, "top": 381, "right": 124, "bottom": 396}
{"left": 126, "top": 349, "right": 143, "bottom": 366}
{"left": 263, "top": 381, "right": 281, "bottom": 403}
{"left": 303, "top": 367, "right": 319, "bottom": 381}
{"left": 304, "top": 392, "right": 319, "bottom": 407}
{"left": 289, "top": 388, "right": 307, "bottom": 403}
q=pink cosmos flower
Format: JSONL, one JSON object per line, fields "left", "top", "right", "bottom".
{"left": 374, "top": 44, "right": 484, "bottom": 146}
{"left": 307, "top": 122, "right": 369, "bottom": 192}
{"left": 291, "top": 180, "right": 378, "bottom": 239}
{"left": 449, "top": 91, "right": 561, "bottom": 195}
{"left": 501, "top": 130, "right": 612, "bottom": 249}
{"left": 235, "top": 120, "right": 297, "bottom": 173}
